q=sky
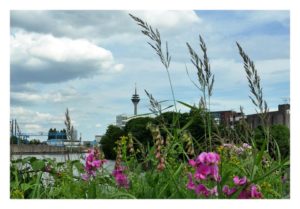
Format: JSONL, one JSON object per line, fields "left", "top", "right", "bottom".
{"left": 10, "top": 10, "right": 290, "bottom": 141}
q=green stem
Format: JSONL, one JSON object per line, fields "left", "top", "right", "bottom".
{"left": 166, "top": 68, "right": 177, "bottom": 113}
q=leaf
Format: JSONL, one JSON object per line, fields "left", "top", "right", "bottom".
{"left": 31, "top": 160, "right": 45, "bottom": 171}
{"left": 22, "top": 156, "right": 37, "bottom": 164}
{"left": 177, "top": 101, "right": 196, "bottom": 110}
{"left": 20, "top": 183, "right": 32, "bottom": 192}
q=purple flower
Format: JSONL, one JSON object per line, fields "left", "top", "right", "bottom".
{"left": 206, "top": 152, "right": 220, "bottom": 164}
{"left": 195, "top": 184, "right": 211, "bottom": 197}
{"left": 112, "top": 166, "right": 129, "bottom": 189}
{"left": 188, "top": 159, "right": 196, "bottom": 167}
{"left": 233, "top": 176, "right": 247, "bottom": 186}
{"left": 222, "top": 176, "right": 263, "bottom": 199}
{"left": 81, "top": 173, "right": 89, "bottom": 181}
{"left": 197, "top": 152, "right": 208, "bottom": 164}
{"left": 222, "top": 185, "right": 237, "bottom": 196}
{"left": 195, "top": 184, "right": 218, "bottom": 197}
{"left": 81, "top": 148, "right": 106, "bottom": 181}
{"left": 195, "top": 164, "right": 210, "bottom": 180}
{"left": 187, "top": 173, "right": 196, "bottom": 190}
{"left": 242, "top": 143, "right": 252, "bottom": 149}
{"left": 187, "top": 152, "right": 221, "bottom": 197}
{"left": 250, "top": 185, "right": 263, "bottom": 198}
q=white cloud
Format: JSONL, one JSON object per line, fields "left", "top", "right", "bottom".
{"left": 10, "top": 31, "right": 124, "bottom": 84}
{"left": 246, "top": 11, "right": 289, "bottom": 26}
{"left": 129, "top": 10, "right": 201, "bottom": 29}
{"left": 24, "top": 124, "right": 43, "bottom": 132}
{"left": 95, "top": 123, "right": 102, "bottom": 128}
{"left": 210, "top": 58, "right": 289, "bottom": 89}
{"left": 11, "top": 86, "right": 79, "bottom": 104}
{"left": 10, "top": 107, "right": 66, "bottom": 133}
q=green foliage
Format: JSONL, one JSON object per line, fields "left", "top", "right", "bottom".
{"left": 100, "top": 125, "right": 125, "bottom": 159}
{"left": 124, "top": 117, "right": 155, "bottom": 147}
{"left": 270, "top": 125, "right": 290, "bottom": 158}
{"left": 255, "top": 125, "right": 290, "bottom": 159}
{"left": 10, "top": 136, "right": 18, "bottom": 144}
{"left": 29, "top": 139, "right": 41, "bottom": 145}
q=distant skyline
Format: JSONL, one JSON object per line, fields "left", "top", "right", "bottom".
{"left": 10, "top": 10, "right": 290, "bottom": 141}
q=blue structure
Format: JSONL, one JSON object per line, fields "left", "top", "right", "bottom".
{"left": 46, "top": 139, "right": 65, "bottom": 147}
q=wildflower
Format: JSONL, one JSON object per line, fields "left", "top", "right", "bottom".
{"left": 114, "top": 140, "right": 123, "bottom": 169}
{"left": 112, "top": 166, "right": 129, "bottom": 189}
{"left": 242, "top": 143, "right": 252, "bottom": 149}
{"left": 127, "top": 133, "right": 135, "bottom": 154}
{"left": 191, "top": 152, "right": 220, "bottom": 181}
{"left": 81, "top": 148, "right": 106, "bottom": 181}
{"left": 188, "top": 159, "right": 196, "bottom": 167}
{"left": 195, "top": 184, "right": 218, "bottom": 197}
{"left": 223, "top": 176, "right": 263, "bottom": 199}
{"left": 233, "top": 176, "right": 247, "bottom": 186}
{"left": 187, "top": 173, "right": 196, "bottom": 190}
{"left": 187, "top": 152, "right": 220, "bottom": 197}
{"left": 148, "top": 123, "right": 166, "bottom": 171}
{"left": 112, "top": 139, "right": 130, "bottom": 189}
{"left": 222, "top": 185, "right": 237, "bottom": 196}
{"left": 250, "top": 184, "right": 263, "bottom": 198}
{"left": 223, "top": 143, "right": 250, "bottom": 155}
{"left": 237, "top": 184, "right": 263, "bottom": 199}
{"left": 81, "top": 173, "right": 89, "bottom": 181}
{"left": 182, "top": 131, "right": 195, "bottom": 156}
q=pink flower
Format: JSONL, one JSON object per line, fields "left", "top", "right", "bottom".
{"left": 206, "top": 152, "right": 220, "bottom": 164}
{"left": 195, "top": 165, "right": 210, "bottom": 180}
{"left": 187, "top": 152, "right": 221, "bottom": 197}
{"left": 242, "top": 143, "right": 252, "bottom": 149}
{"left": 195, "top": 184, "right": 211, "bottom": 197}
{"left": 197, "top": 152, "right": 208, "bottom": 164}
{"left": 210, "top": 186, "right": 218, "bottom": 196}
{"left": 81, "top": 173, "right": 89, "bottom": 181}
{"left": 250, "top": 185, "right": 263, "bottom": 198}
{"left": 187, "top": 173, "right": 196, "bottom": 190}
{"left": 195, "top": 184, "right": 218, "bottom": 197}
{"left": 222, "top": 176, "right": 263, "bottom": 199}
{"left": 222, "top": 185, "right": 237, "bottom": 196}
{"left": 233, "top": 176, "right": 247, "bottom": 186}
{"left": 81, "top": 148, "right": 106, "bottom": 180}
{"left": 188, "top": 159, "right": 196, "bottom": 167}
{"left": 193, "top": 154, "right": 220, "bottom": 181}
{"left": 112, "top": 166, "right": 129, "bottom": 189}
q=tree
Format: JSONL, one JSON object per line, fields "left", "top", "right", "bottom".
{"left": 255, "top": 125, "right": 290, "bottom": 159}
{"left": 10, "top": 136, "right": 18, "bottom": 144}
{"left": 29, "top": 139, "right": 41, "bottom": 145}
{"left": 124, "top": 117, "right": 156, "bottom": 147}
{"left": 100, "top": 125, "right": 125, "bottom": 159}
{"left": 64, "top": 108, "right": 74, "bottom": 141}
{"left": 270, "top": 125, "right": 290, "bottom": 159}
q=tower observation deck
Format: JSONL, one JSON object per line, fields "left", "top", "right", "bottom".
{"left": 131, "top": 85, "right": 140, "bottom": 116}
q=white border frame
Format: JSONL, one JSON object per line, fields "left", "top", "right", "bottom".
{"left": 1, "top": 1, "right": 298, "bottom": 209}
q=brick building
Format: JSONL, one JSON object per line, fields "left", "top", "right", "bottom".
{"left": 246, "top": 104, "right": 290, "bottom": 129}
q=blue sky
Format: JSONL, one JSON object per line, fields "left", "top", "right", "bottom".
{"left": 10, "top": 10, "right": 290, "bottom": 141}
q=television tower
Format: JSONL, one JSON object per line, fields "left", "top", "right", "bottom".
{"left": 131, "top": 84, "right": 140, "bottom": 116}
